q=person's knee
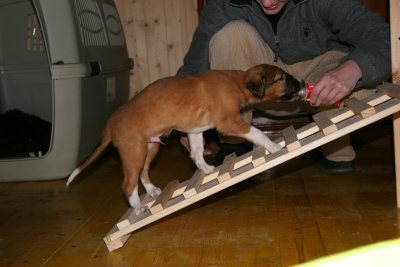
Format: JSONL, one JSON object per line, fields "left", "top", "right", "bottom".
{"left": 216, "top": 20, "right": 256, "bottom": 36}
{"left": 209, "top": 21, "right": 269, "bottom": 69}
{"left": 210, "top": 20, "right": 259, "bottom": 47}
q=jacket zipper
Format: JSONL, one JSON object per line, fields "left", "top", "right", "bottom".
{"left": 250, "top": 1, "right": 296, "bottom": 63}
{"left": 273, "top": 35, "right": 280, "bottom": 62}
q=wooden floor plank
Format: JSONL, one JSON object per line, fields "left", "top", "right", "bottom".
{"left": 0, "top": 156, "right": 124, "bottom": 266}
{"left": 0, "top": 122, "right": 399, "bottom": 266}
{"left": 274, "top": 175, "right": 326, "bottom": 266}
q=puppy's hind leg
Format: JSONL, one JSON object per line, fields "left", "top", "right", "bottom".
{"left": 140, "top": 142, "right": 162, "bottom": 197}
{"left": 188, "top": 132, "right": 214, "bottom": 173}
{"left": 119, "top": 141, "right": 147, "bottom": 215}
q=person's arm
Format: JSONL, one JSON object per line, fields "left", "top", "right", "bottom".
{"left": 310, "top": 0, "right": 391, "bottom": 106}
{"left": 176, "top": 0, "right": 230, "bottom": 75}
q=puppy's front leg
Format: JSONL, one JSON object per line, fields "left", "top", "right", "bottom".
{"left": 219, "top": 117, "right": 281, "bottom": 154}
{"left": 188, "top": 132, "right": 214, "bottom": 173}
{"left": 129, "top": 186, "right": 146, "bottom": 215}
{"left": 240, "top": 126, "right": 281, "bottom": 153}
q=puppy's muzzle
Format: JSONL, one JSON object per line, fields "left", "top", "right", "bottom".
{"left": 279, "top": 75, "right": 302, "bottom": 100}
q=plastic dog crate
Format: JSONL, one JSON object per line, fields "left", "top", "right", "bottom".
{"left": 0, "top": 0, "right": 131, "bottom": 181}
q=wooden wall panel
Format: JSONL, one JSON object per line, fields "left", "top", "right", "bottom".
{"left": 115, "top": 0, "right": 198, "bottom": 96}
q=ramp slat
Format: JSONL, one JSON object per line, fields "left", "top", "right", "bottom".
{"left": 183, "top": 169, "right": 205, "bottom": 198}
{"left": 345, "top": 98, "right": 376, "bottom": 118}
{"left": 149, "top": 179, "right": 180, "bottom": 214}
{"left": 282, "top": 126, "right": 301, "bottom": 151}
{"left": 312, "top": 112, "right": 337, "bottom": 135}
{"left": 217, "top": 153, "right": 237, "bottom": 183}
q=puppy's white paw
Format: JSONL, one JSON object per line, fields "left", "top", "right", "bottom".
{"left": 129, "top": 193, "right": 146, "bottom": 215}
{"left": 134, "top": 205, "right": 147, "bottom": 216}
{"left": 142, "top": 181, "right": 162, "bottom": 197}
{"left": 148, "top": 186, "right": 162, "bottom": 198}
{"left": 266, "top": 143, "right": 281, "bottom": 153}
{"left": 200, "top": 163, "right": 215, "bottom": 174}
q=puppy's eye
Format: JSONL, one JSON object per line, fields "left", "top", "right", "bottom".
{"left": 276, "top": 73, "right": 285, "bottom": 82}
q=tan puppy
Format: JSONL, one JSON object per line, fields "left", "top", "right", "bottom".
{"left": 66, "top": 64, "right": 301, "bottom": 214}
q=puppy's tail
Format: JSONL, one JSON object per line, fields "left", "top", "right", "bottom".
{"left": 66, "top": 126, "right": 112, "bottom": 186}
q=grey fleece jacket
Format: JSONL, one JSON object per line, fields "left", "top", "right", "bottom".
{"left": 177, "top": 0, "right": 391, "bottom": 88}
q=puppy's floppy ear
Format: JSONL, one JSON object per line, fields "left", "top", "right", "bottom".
{"left": 245, "top": 65, "right": 271, "bottom": 98}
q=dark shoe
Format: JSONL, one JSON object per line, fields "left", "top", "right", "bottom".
{"left": 319, "top": 158, "right": 354, "bottom": 175}
{"left": 213, "top": 142, "right": 253, "bottom": 166}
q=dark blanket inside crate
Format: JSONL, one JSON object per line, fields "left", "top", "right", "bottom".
{"left": 0, "top": 109, "right": 51, "bottom": 158}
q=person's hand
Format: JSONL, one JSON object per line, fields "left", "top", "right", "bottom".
{"left": 310, "top": 60, "right": 362, "bottom": 106}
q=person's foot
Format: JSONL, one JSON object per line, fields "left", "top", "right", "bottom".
{"left": 319, "top": 158, "right": 354, "bottom": 174}
{"left": 213, "top": 142, "right": 253, "bottom": 166}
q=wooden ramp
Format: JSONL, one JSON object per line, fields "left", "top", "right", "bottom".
{"left": 104, "top": 83, "right": 400, "bottom": 252}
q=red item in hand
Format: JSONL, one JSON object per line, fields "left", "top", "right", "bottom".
{"left": 298, "top": 82, "right": 341, "bottom": 107}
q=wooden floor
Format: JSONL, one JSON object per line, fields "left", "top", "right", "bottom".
{"left": 1, "top": 123, "right": 400, "bottom": 266}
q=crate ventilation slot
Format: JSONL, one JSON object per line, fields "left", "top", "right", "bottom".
{"left": 102, "top": 3, "right": 125, "bottom": 46}
{"left": 26, "top": 14, "right": 44, "bottom": 51}
{"left": 74, "top": 0, "right": 108, "bottom": 47}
